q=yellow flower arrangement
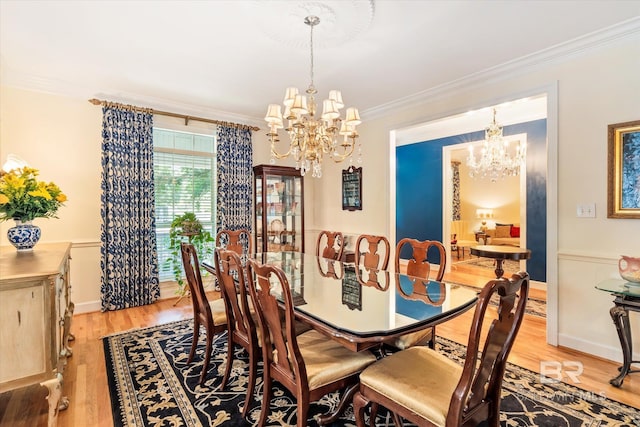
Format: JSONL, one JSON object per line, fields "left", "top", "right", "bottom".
{"left": 0, "top": 167, "right": 67, "bottom": 222}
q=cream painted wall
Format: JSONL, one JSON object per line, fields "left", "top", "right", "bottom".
{"left": 0, "top": 88, "right": 103, "bottom": 310}
{"left": 305, "top": 34, "right": 640, "bottom": 363}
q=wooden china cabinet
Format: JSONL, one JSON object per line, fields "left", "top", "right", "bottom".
{"left": 254, "top": 165, "right": 304, "bottom": 253}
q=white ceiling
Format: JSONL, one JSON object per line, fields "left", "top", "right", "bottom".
{"left": 1, "top": 0, "right": 639, "bottom": 128}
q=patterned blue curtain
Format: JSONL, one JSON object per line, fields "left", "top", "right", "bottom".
{"left": 216, "top": 125, "right": 253, "bottom": 232}
{"left": 100, "top": 104, "right": 160, "bottom": 311}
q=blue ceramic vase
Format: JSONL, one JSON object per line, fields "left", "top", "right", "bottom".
{"left": 7, "top": 220, "right": 41, "bottom": 251}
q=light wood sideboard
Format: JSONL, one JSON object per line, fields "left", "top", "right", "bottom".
{"left": 0, "top": 242, "right": 74, "bottom": 427}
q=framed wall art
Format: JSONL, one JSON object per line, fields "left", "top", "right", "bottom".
{"left": 608, "top": 119, "right": 640, "bottom": 219}
{"left": 342, "top": 166, "right": 362, "bottom": 211}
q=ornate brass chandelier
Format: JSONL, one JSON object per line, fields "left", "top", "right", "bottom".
{"left": 264, "top": 15, "right": 362, "bottom": 178}
{"left": 467, "top": 108, "right": 526, "bottom": 182}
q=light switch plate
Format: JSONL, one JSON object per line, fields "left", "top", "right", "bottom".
{"left": 576, "top": 203, "right": 596, "bottom": 218}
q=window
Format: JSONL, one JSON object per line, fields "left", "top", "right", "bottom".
{"left": 153, "top": 128, "right": 216, "bottom": 281}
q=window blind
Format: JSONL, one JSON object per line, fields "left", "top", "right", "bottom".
{"left": 153, "top": 128, "right": 216, "bottom": 281}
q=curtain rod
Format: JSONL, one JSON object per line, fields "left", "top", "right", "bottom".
{"left": 88, "top": 98, "right": 260, "bottom": 131}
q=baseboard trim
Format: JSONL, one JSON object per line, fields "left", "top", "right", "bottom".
{"left": 557, "top": 333, "right": 637, "bottom": 365}
{"left": 73, "top": 282, "right": 184, "bottom": 314}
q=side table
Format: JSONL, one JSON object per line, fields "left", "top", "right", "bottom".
{"left": 474, "top": 232, "right": 487, "bottom": 243}
{"left": 595, "top": 279, "right": 640, "bottom": 387}
{"left": 470, "top": 245, "right": 531, "bottom": 278}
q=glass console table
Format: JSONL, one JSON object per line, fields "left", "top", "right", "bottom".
{"left": 595, "top": 278, "right": 640, "bottom": 387}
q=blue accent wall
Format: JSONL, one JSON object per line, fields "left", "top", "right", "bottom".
{"left": 396, "top": 119, "right": 547, "bottom": 282}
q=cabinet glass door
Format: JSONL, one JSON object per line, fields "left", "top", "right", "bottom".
{"left": 254, "top": 165, "right": 304, "bottom": 253}
{"left": 265, "top": 174, "right": 302, "bottom": 251}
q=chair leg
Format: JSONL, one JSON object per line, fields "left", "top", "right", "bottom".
{"left": 370, "top": 402, "right": 379, "bottom": 427}
{"left": 241, "top": 346, "right": 258, "bottom": 418}
{"left": 428, "top": 326, "right": 436, "bottom": 349}
{"left": 296, "top": 397, "right": 310, "bottom": 427}
{"left": 187, "top": 320, "right": 200, "bottom": 364}
{"left": 352, "top": 391, "right": 369, "bottom": 427}
{"left": 487, "top": 396, "right": 501, "bottom": 427}
{"left": 258, "top": 368, "right": 271, "bottom": 427}
{"left": 391, "top": 412, "right": 404, "bottom": 426}
{"left": 221, "top": 334, "right": 234, "bottom": 389}
{"left": 199, "top": 330, "right": 213, "bottom": 386}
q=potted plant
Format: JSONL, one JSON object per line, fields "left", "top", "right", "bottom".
{"left": 165, "top": 212, "right": 214, "bottom": 294}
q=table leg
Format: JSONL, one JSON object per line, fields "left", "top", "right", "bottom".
{"left": 609, "top": 304, "right": 638, "bottom": 387}
{"left": 315, "top": 383, "right": 358, "bottom": 425}
{"left": 494, "top": 259, "right": 504, "bottom": 278}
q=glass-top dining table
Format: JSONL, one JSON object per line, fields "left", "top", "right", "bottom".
{"left": 203, "top": 251, "right": 479, "bottom": 353}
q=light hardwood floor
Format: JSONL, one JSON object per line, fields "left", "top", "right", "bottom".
{"left": 0, "top": 263, "right": 638, "bottom": 426}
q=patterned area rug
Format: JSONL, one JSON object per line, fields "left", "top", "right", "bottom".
{"left": 103, "top": 320, "right": 640, "bottom": 427}
{"left": 451, "top": 282, "right": 547, "bottom": 319}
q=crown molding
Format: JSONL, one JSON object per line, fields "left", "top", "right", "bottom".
{"left": 0, "top": 71, "right": 264, "bottom": 129}
{"left": 2, "top": 17, "right": 638, "bottom": 126}
{"left": 362, "top": 17, "right": 640, "bottom": 121}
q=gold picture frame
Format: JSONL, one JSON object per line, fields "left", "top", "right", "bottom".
{"left": 607, "top": 120, "right": 640, "bottom": 219}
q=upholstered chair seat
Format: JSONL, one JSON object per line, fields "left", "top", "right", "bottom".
{"left": 208, "top": 298, "right": 228, "bottom": 326}
{"left": 292, "top": 330, "right": 376, "bottom": 389}
{"left": 390, "top": 329, "right": 434, "bottom": 350}
{"left": 359, "top": 347, "right": 462, "bottom": 426}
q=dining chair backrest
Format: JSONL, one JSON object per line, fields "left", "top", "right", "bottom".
{"left": 316, "top": 230, "right": 344, "bottom": 261}
{"left": 214, "top": 247, "right": 259, "bottom": 416}
{"left": 214, "top": 248, "right": 255, "bottom": 348}
{"left": 395, "top": 238, "right": 447, "bottom": 281}
{"left": 246, "top": 259, "right": 306, "bottom": 391}
{"left": 216, "top": 229, "right": 252, "bottom": 257}
{"left": 355, "top": 234, "right": 391, "bottom": 270}
{"left": 181, "top": 242, "right": 213, "bottom": 328}
{"left": 448, "top": 271, "right": 530, "bottom": 425}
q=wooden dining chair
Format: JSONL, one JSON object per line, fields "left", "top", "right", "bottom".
{"left": 216, "top": 228, "right": 252, "bottom": 257}
{"left": 246, "top": 259, "right": 377, "bottom": 427}
{"left": 316, "top": 230, "right": 345, "bottom": 261}
{"left": 355, "top": 234, "right": 391, "bottom": 290}
{"left": 213, "top": 247, "right": 259, "bottom": 417}
{"left": 391, "top": 238, "right": 447, "bottom": 350}
{"left": 353, "top": 272, "right": 530, "bottom": 427}
{"left": 180, "top": 242, "right": 228, "bottom": 386}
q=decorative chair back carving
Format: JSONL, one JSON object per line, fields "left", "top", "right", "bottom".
{"left": 316, "top": 230, "right": 345, "bottom": 261}
{"left": 216, "top": 229, "right": 252, "bottom": 257}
